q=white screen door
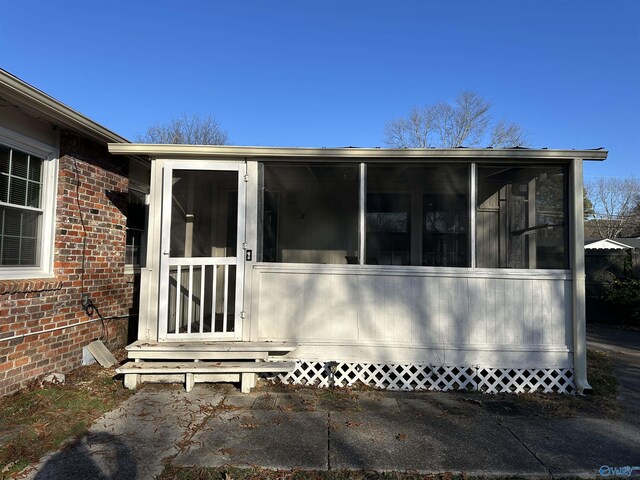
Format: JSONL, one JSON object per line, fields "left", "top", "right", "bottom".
{"left": 158, "top": 161, "right": 246, "bottom": 340}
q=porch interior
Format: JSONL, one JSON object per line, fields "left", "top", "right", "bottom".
{"left": 116, "top": 340, "right": 298, "bottom": 393}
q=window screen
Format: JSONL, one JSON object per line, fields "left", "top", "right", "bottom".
{"left": 476, "top": 165, "right": 568, "bottom": 269}
{"left": 262, "top": 163, "right": 359, "bottom": 264}
{"left": 366, "top": 164, "right": 469, "bottom": 267}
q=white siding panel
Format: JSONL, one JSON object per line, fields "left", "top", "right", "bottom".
{"left": 254, "top": 265, "right": 573, "bottom": 368}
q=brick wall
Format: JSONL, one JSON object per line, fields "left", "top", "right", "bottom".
{"left": 0, "top": 132, "right": 135, "bottom": 396}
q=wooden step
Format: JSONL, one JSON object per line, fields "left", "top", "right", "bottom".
{"left": 116, "top": 360, "right": 296, "bottom": 375}
{"left": 116, "top": 360, "right": 296, "bottom": 393}
{"left": 125, "top": 340, "right": 298, "bottom": 360}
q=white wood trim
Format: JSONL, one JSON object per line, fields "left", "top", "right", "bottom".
{"left": 126, "top": 340, "right": 297, "bottom": 352}
{"left": 359, "top": 162, "right": 366, "bottom": 265}
{"left": 234, "top": 162, "right": 248, "bottom": 338}
{"left": 168, "top": 257, "right": 236, "bottom": 266}
{"left": 470, "top": 162, "right": 477, "bottom": 268}
{"left": 157, "top": 159, "right": 246, "bottom": 341}
{"left": 157, "top": 164, "right": 173, "bottom": 339}
{"left": 0, "top": 124, "right": 57, "bottom": 159}
{"left": 108, "top": 143, "right": 608, "bottom": 161}
{"left": 570, "top": 158, "right": 590, "bottom": 393}
{"left": 243, "top": 160, "right": 259, "bottom": 342}
{"left": 0, "top": 126, "right": 58, "bottom": 280}
{"left": 140, "top": 159, "right": 163, "bottom": 341}
{"left": 165, "top": 331, "right": 240, "bottom": 340}
{"left": 223, "top": 264, "right": 229, "bottom": 332}
{"left": 187, "top": 265, "right": 193, "bottom": 334}
{"left": 270, "top": 340, "right": 571, "bottom": 352}
{"left": 252, "top": 262, "right": 572, "bottom": 280}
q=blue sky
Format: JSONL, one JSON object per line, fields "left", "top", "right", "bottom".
{"left": 1, "top": 0, "right": 638, "bottom": 180}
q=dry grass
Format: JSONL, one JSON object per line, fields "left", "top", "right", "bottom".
{"left": 465, "top": 349, "right": 620, "bottom": 418}
{"left": 0, "top": 355, "right": 132, "bottom": 478}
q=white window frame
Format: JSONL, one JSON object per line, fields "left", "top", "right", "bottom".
{"left": 0, "top": 125, "right": 58, "bottom": 279}
{"left": 124, "top": 181, "right": 149, "bottom": 274}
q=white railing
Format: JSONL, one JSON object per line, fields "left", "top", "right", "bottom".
{"left": 167, "top": 258, "right": 235, "bottom": 336}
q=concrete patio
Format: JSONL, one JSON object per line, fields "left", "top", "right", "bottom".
{"left": 23, "top": 381, "right": 640, "bottom": 480}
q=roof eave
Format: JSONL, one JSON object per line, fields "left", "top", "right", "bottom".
{"left": 107, "top": 143, "right": 608, "bottom": 161}
{"left": 0, "top": 69, "right": 129, "bottom": 145}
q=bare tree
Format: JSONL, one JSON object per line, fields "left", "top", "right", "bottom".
{"left": 585, "top": 177, "right": 640, "bottom": 238}
{"left": 137, "top": 114, "right": 228, "bottom": 145}
{"left": 384, "top": 91, "right": 528, "bottom": 148}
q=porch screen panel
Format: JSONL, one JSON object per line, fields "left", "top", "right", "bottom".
{"left": 476, "top": 165, "right": 568, "bottom": 269}
{"left": 262, "top": 163, "right": 359, "bottom": 264}
{"left": 366, "top": 164, "right": 470, "bottom": 267}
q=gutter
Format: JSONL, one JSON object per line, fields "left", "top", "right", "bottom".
{"left": 108, "top": 143, "right": 608, "bottom": 161}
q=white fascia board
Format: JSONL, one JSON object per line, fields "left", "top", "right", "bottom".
{"left": 0, "top": 69, "right": 128, "bottom": 144}
{"left": 107, "top": 143, "right": 608, "bottom": 161}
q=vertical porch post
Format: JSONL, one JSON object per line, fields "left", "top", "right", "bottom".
{"left": 570, "top": 158, "right": 591, "bottom": 394}
{"left": 139, "top": 158, "right": 162, "bottom": 341}
{"left": 245, "top": 160, "right": 259, "bottom": 342}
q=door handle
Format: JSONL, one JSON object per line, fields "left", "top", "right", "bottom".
{"left": 163, "top": 250, "right": 169, "bottom": 256}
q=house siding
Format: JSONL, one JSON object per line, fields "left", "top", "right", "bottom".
{"left": 0, "top": 132, "right": 133, "bottom": 396}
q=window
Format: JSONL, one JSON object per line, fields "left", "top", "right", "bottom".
{"left": 366, "top": 193, "right": 411, "bottom": 265}
{"left": 125, "top": 188, "right": 147, "bottom": 266}
{"left": 366, "top": 164, "right": 469, "bottom": 266}
{"left": 476, "top": 165, "right": 568, "bottom": 269}
{"left": 258, "top": 161, "right": 570, "bottom": 270}
{"left": 0, "top": 128, "right": 56, "bottom": 278}
{"left": 261, "top": 163, "right": 359, "bottom": 264}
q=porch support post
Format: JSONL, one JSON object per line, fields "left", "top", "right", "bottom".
{"left": 570, "top": 158, "right": 591, "bottom": 394}
{"left": 359, "top": 163, "right": 366, "bottom": 265}
{"left": 124, "top": 373, "right": 140, "bottom": 390}
{"left": 241, "top": 372, "right": 256, "bottom": 394}
{"left": 142, "top": 158, "right": 163, "bottom": 341}
{"left": 470, "top": 163, "right": 477, "bottom": 268}
{"left": 245, "top": 160, "right": 259, "bottom": 342}
{"left": 185, "top": 373, "right": 195, "bottom": 392}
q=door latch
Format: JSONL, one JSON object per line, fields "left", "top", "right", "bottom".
{"left": 245, "top": 249, "right": 253, "bottom": 261}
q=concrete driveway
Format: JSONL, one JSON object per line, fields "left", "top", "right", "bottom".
{"left": 587, "top": 325, "right": 640, "bottom": 415}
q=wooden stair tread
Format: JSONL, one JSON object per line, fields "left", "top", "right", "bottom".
{"left": 126, "top": 340, "right": 297, "bottom": 353}
{"left": 116, "top": 360, "right": 296, "bottom": 375}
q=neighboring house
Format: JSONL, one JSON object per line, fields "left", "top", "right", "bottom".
{"left": 108, "top": 143, "right": 607, "bottom": 394}
{"left": 585, "top": 237, "right": 640, "bottom": 250}
{"left": 584, "top": 237, "right": 640, "bottom": 324}
{"left": 0, "top": 70, "right": 149, "bottom": 396}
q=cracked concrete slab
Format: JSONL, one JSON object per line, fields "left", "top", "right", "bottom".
{"left": 329, "top": 410, "right": 547, "bottom": 476}
{"left": 24, "top": 386, "right": 226, "bottom": 480}
{"left": 499, "top": 416, "right": 640, "bottom": 477}
{"left": 174, "top": 410, "right": 328, "bottom": 470}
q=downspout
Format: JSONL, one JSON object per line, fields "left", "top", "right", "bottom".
{"left": 570, "top": 158, "right": 591, "bottom": 394}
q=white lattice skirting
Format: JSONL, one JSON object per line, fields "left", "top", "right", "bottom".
{"left": 269, "top": 361, "right": 575, "bottom": 394}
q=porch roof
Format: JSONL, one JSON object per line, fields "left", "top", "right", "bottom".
{"left": 108, "top": 144, "right": 608, "bottom": 162}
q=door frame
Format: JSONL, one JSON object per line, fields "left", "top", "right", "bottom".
{"left": 157, "top": 159, "right": 247, "bottom": 341}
